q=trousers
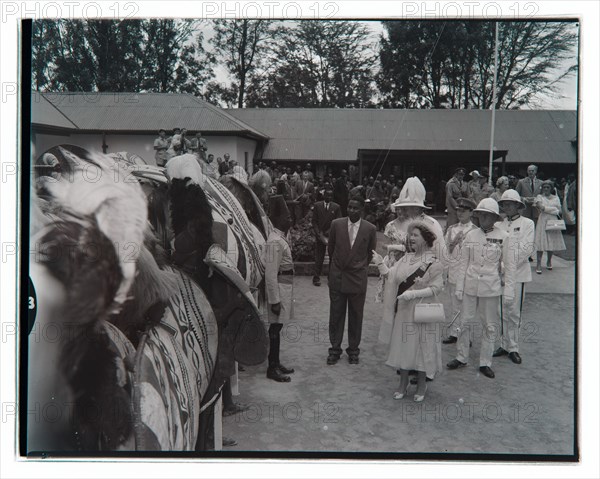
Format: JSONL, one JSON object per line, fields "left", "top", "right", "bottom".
{"left": 500, "top": 283, "right": 526, "bottom": 353}
{"left": 328, "top": 288, "right": 366, "bottom": 358}
{"left": 313, "top": 240, "right": 327, "bottom": 278}
{"left": 447, "top": 282, "right": 464, "bottom": 338}
{"left": 456, "top": 294, "right": 501, "bottom": 368}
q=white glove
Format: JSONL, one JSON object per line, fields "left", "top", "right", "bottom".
{"left": 372, "top": 250, "right": 384, "bottom": 265}
{"left": 399, "top": 288, "right": 432, "bottom": 301}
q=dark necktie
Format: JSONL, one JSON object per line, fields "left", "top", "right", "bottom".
{"left": 531, "top": 178, "right": 534, "bottom": 192}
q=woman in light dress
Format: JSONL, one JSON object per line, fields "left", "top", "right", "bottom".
{"left": 534, "top": 180, "right": 566, "bottom": 273}
{"left": 373, "top": 221, "right": 444, "bottom": 403}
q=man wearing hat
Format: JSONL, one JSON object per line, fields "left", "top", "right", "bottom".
{"left": 473, "top": 171, "right": 495, "bottom": 204}
{"left": 441, "top": 197, "right": 478, "bottom": 345}
{"left": 492, "top": 190, "right": 535, "bottom": 364}
{"left": 445, "top": 168, "right": 468, "bottom": 228}
{"left": 446, "top": 198, "right": 516, "bottom": 379}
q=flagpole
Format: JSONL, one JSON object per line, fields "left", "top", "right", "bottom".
{"left": 488, "top": 22, "right": 499, "bottom": 186}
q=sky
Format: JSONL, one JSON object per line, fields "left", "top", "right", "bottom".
{"left": 206, "top": 19, "right": 579, "bottom": 110}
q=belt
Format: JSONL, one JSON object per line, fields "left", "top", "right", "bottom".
{"left": 279, "top": 270, "right": 294, "bottom": 276}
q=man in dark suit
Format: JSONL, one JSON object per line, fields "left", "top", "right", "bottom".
{"left": 312, "top": 189, "right": 342, "bottom": 286}
{"left": 333, "top": 169, "right": 350, "bottom": 216}
{"left": 327, "top": 196, "right": 377, "bottom": 365}
{"left": 516, "top": 164, "right": 543, "bottom": 222}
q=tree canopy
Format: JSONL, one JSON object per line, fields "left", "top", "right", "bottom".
{"left": 31, "top": 19, "right": 578, "bottom": 110}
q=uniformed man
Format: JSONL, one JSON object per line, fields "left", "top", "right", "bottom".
{"left": 446, "top": 198, "right": 516, "bottom": 379}
{"left": 492, "top": 189, "right": 535, "bottom": 364}
{"left": 441, "top": 197, "right": 478, "bottom": 344}
{"left": 445, "top": 167, "right": 468, "bottom": 228}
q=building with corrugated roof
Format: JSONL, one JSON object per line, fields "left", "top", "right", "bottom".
{"left": 228, "top": 108, "right": 577, "bottom": 182}
{"left": 31, "top": 91, "right": 269, "bottom": 172}
{"left": 32, "top": 91, "right": 577, "bottom": 189}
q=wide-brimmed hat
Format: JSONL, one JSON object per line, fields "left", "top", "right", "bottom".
{"left": 469, "top": 170, "right": 480, "bottom": 178}
{"left": 454, "top": 167, "right": 467, "bottom": 175}
{"left": 405, "top": 220, "right": 438, "bottom": 244}
{"left": 498, "top": 189, "right": 525, "bottom": 208}
{"left": 391, "top": 177, "right": 431, "bottom": 209}
{"left": 473, "top": 198, "right": 501, "bottom": 220}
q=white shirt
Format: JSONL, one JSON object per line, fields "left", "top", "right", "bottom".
{"left": 347, "top": 218, "right": 361, "bottom": 248}
{"left": 497, "top": 214, "right": 535, "bottom": 283}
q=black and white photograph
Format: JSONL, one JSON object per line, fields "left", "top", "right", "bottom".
{"left": 1, "top": 1, "right": 599, "bottom": 477}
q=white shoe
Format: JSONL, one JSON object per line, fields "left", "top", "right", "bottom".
{"left": 414, "top": 385, "right": 428, "bottom": 402}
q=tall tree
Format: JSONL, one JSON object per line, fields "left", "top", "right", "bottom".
{"left": 31, "top": 19, "right": 215, "bottom": 96}
{"left": 378, "top": 20, "right": 578, "bottom": 109}
{"left": 210, "top": 19, "right": 280, "bottom": 107}
{"left": 245, "top": 20, "right": 377, "bottom": 108}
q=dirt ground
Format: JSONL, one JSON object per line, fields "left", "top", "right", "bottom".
{"left": 223, "top": 255, "right": 576, "bottom": 456}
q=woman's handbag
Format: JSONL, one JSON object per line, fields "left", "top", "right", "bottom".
{"left": 546, "top": 217, "right": 566, "bottom": 231}
{"left": 414, "top": 296, "right": 445, "bottom": 323}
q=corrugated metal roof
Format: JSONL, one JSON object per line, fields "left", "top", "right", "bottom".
{"left": 229, "top": 108, "right": 577, "bottom": 164}
{"left": 37, "top": 92, "right": 269, "bottom": 139}
{"left": 31, "top": 91, "right": 78, "bottom": 130}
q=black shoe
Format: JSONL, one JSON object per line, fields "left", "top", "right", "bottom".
{"left": 446, "top": 359, "right": 467, "bottom": 370}
{"left": 223, "top": 437, "right": 238, "bottom": 447}
{"left": 313, "top": 277, "right": 321, "bottom": 286}
{"left": 348, "top": 356, "right": 359, "bottom": 365}
{"left": 493, "top": 347, "right": 509, "bottom": 357}
{"left": 508, "top": 352, "right": 522, "bottom": 364}
{"left": 442, "top": 336, "right": 458, "bottom": 344}
{"left": 479, "top": 366, "right": 495, "bottom": 378}
{"left": 277, "top": 363, "right": 295, "bottom": 374}
{"left": 327, "top": 354, "right": 340, "bottom": 365}
{"left": 410, "top": 376, "right": 433, "bottom": 385}
{"left": 267, "top": 367, "right": 291, "bottom": 382}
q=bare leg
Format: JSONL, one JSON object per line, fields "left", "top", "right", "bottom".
{"left": 536, "top": 251, "right": 543, "bottom": 272}
{"left": 416, "top": 371, "right": 427, "bottom": 396}
{"left": 398, "top": 369, "right": 410, "bottom": 394}
{"left": 547, "top": 251, "right": 554, "bottom": 268}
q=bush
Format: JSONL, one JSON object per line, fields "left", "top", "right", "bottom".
{"left": 289, "top": 210, "right": 315, "bottom": 261}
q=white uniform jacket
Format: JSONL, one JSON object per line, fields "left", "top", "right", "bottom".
{"left": 442, "top": 221, "right": 477, "bottom": 285}
{"left": 455, "top": 226, "right": 516, "bottom": 299}
{"left": 497, "top": 215, "right": 535, "bottom": 284}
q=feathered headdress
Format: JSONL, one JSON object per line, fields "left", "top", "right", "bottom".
{"left": 392, "top": 177, "right": 431, "bottom": 209}
{"left": 37, "top": 146, "right": 148, "bottom": 310}
{"left": 165, "top": 153, "right": 207, "bottom": 186}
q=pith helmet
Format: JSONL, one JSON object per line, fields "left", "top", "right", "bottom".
{"left": 498, "top": 189, "right": 525, "bottom": 208}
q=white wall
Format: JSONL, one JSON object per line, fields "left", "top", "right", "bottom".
{"left": 34, "top": 132, "right": 259, "bottom": 168}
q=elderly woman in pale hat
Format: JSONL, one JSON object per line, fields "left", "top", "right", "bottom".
{"left": 533, "top": 180, "right": 566, "bottom": 273}
{"left": 490, "top": 176, "right": 510, "bottom": 203}
{"left": 373, "top": 220, "right": 444, "bottom": 402}
{"left": 493, "top": 189, "right": 535, "bottom": 365}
